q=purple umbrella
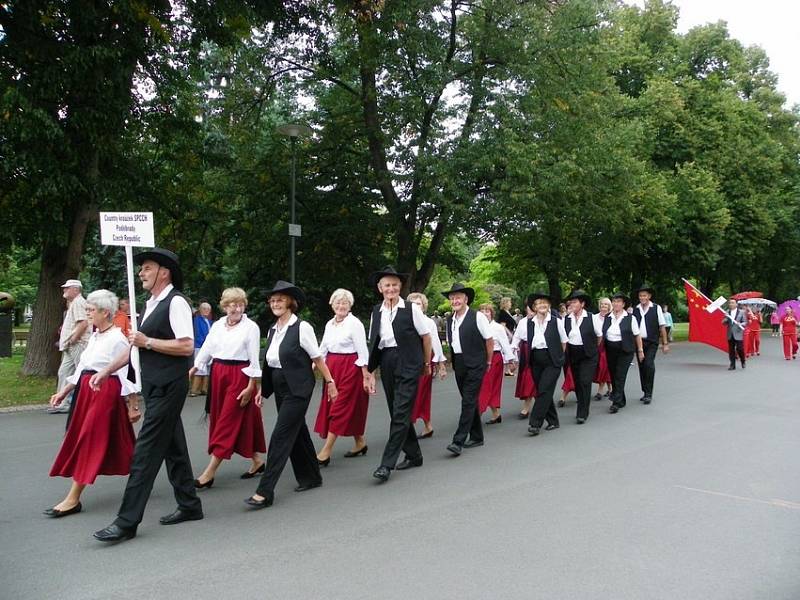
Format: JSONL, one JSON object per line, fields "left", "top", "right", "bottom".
{"left": 777, "top": 300, "right": 800, "bottom": 318}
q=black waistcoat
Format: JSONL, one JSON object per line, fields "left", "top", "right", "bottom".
{"left": 447, "top": 309, "right": 486, "bottom": 369}
{"left": 633, "top": 305, "right": 660, "bottom": 343}
{"left": 261, "top": 319, "right": 316, "bottom": 400}
{"left": 138, "top": 288, "right": 192, "bottom": 386}
{"left": 564, "top": 312, "right": 599, "bottom": 358}
{"left": 368, "top": 303, "right": 424, "bottom": 372}
{"left": 527, "top": 316, "right": 565, "bottom": 368}
{"left": 603, "top": 313, "right": 635, "bottom": 353}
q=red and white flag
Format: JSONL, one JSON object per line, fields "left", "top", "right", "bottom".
{"left": 683, "top": 280, "right": 728, "bottom": 353}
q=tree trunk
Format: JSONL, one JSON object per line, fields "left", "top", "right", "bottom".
{"left": 548, "top": 275, "right": 562, "bottom": 305}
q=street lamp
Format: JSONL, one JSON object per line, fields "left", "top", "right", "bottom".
{"left": 276, "top": 122, "right": 312, "bottom": 283}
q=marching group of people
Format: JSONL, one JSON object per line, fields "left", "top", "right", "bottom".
{"left": 44, "top": 247, "right": 787, "bottom": 544}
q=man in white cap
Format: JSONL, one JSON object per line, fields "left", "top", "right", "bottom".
{"left": 47, "top": 279, "right": 90, "bottom": 414}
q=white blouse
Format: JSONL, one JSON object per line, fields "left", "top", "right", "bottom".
{"left": 530, "top": 313, "right": 569, "bottom": 349}
{"left": 66, "top": 327, "right": 138, "bottom": 395}
{"left": 450, "top": 309, "right": 492, "bottom": 354}
{"left": 194, "top": 314, "right": 262, "bottom": 378}
{"left": 265, "top": 314, "right": 321, "bottom": 368}
{"left": 566, "top": 310, "right": 603, "bottom": 345}
{"left": 489, "top": 321, "right": 516, "bottom": 362}
{"left": 511, "top": 317, "right": 529, "bottom": 350}
{"left": 320, "top": 313, "right": 369, "bottom": 367}
{"left": 605, "top": 311, "right": 640, "bottom": 341}
{"left": 423, "top": 315, "right": 447, "bottom": 363}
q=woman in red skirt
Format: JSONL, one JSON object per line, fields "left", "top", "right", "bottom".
{"left": 745, "top": 308, "right": 762, "bottom": 357}
{"left": 592, "top": 297, "right": 612, "bottom": 401}
{"left": 46, "top": 289, "right": 137, "bottom": 518}
{"left": 780, "top": 307, "right": 798, "bottom": 360}
{"left": 478, "top": 303, "right": 515, "bottom": 424}
{"left": 558, "top": 363, "right": 576, "bottom": 407}
{"left": 314, "top": 289, "right": 373, "bottom": 464}
{"left": 192, "top": 287, "right": 266, "bottom": 487}
{"left": 510, "top": 300, "right": 538, "bottom": 419}
{"left": 406, "top": 293, "right": 447, "bottom": 439}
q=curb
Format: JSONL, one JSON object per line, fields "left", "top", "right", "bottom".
{"left": 0, "top": 404, "right": 51, "bottom": 414}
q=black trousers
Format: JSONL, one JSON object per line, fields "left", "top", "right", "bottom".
{"left": 529, "top": 349, "right": 560, "bottom": 429}
{"left": 638, "top": 341, "right": 659, "bottom": 398}
{"left": 605, "top": 341, "right": 633, "bottom": 408}
{"left": 379, "top": 348, "right": 422, "bottom": 468}
{"left": 728, "top": 338, "right": 745, "bottom": 367}
{"left": 256, "top": 370, "right": 321, "bottom": 498}
{"left": 451, "top": 354, "right": 486, "bottom": 446}
{"left": 115, "top": 376, "right": 200, "bottom": 528}
{"left": 568, "top": 344, "right": 598, "bottom": 420}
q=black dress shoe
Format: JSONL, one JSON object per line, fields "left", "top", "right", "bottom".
{"left": 240, "top": 463, "right": 265, "bottom": 479}
{"left": 343, "top": 445, "right": 368, "bottom": 458}
{"left": 159, "top": 509, "right": 204, "bottom": 525}
{"left": 463, "top": 439, "right": 484, "bottom": 448}
{"left": 741, "top": 362, "right": 746, "bottom": 369}
{"left": 728, "top": 365, "right": 736, "bottom": 371}
{"left": 317, "top": 457, "right": 331, "bottom": 467}
{"left": 396, "top": 456, "right": 423, "bottom": 470}
{"left": 639, "top": 395, "right": 647, "bottom": 403}
{"left": 517, "top": 412, "right": 529, "bottom": 420}
{"left": 528, "top": 426, "right": 540, "bottom": 436}
{"left": 446, "top": 443, "right": 462, "bottom": 456}
{"left": 609, "top": 405, "right": 619, "bottom": 414}
{"left": 43, "top": 502, "right": 82, "bottom": 518}
{"left": 372, "top": 466, "right": 390, "bottom": 482}
{"left": 194, "top": 478, "right": 214, "bottom": 489}
{"left": 244, "top": 494, "right": 273, "bottom": 509}
{"left": 294, "top": 481, "right": 322, "bottom": 492}
{"left": 417, "top": 430, "right": 434, "bottom": 439}
{"left": 93, "top": 524, "right": 137, "bottom": 543}
{"left": 593, "top": 393, "right": 603, "bottom": 401}
{"left": 486, "top": 415, "right": 502, "bottom": 425}
{"left": 642, "top": 396, "right": 652, "bottom": 405}
{"left": 544, "top": 423, "right": 559, "bottom": 431}
{"left": 576, "top": 417, "right": 586, "bottom": 424}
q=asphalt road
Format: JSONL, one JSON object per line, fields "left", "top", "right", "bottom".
{"left": 1, "top": 338, "right": 798, "bottom": 600}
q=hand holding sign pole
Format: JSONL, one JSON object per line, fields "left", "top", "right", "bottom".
{"left": 99, "top": 212, "right": 156, "bottom": 384}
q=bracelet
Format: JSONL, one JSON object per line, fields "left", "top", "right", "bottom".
{"left": 326, "top": 380, "right": 334, "bottom": 385}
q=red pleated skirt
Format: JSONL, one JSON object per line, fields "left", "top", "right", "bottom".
{"left": 49, "top": 373, "right": 135, "bottom": 485}
{"left": 593, "top": 343, "right": 611, "bottom": 384}
{"left": 412, "top": 371, "right": 433, "bottom": 422}
{"left": 208, "top": 361, "right": 266, "bottom": 459}
{"left": 478, "top": 351, "right": 504, "bottom": 413}
{"left": 314, "top": 353, "right": 370, "bottom": 437}
{"left": 515, "top": 341, "right": 538, "bottom": 399}
{"left": 561, "top": 363, "right": 575, "bottom": 392}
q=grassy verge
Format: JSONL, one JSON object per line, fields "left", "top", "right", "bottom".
{"left": 0, "top": 347, "right": 55, "bottom": 408}
{"left": 670, "top": 322, "right": 688, "bottom": 342}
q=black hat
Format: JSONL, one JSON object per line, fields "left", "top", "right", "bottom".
{"left": 526, "top": 291, "right": 552, "bottom": 308}
{"left": 370, "top": 266, "right": 409, "bottom": 288}
{"left": 134, "top": 248, "right": 183, "bottom": 290}
{"left": 565, "top": 289, "right": 591, "bottom": 305}
{"left": 265, "top": 280, "right": 306, "bottom": 312}
{"left": 634, "top": 284, "right": 655, "bottom": 296}
{"left": 442, "top": 282, "right": 475, "bottom": 305}
{"left": 611, "top": 292, "right": 631, "bottom": 308}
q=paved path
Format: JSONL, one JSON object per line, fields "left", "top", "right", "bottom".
{"left": 1, "top": 338, "right": 798, "bottom": 600}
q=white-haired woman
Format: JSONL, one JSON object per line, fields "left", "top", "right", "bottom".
{"left": 407, "top": 292, "right": 447, "bottom": 439}
{"left": 191, "top": 287, "right": 266, "bottom": 488}
{"left": 46, "top": 290, "right": 137, "bottom": 518}
{"left": 592, "top": 297, "right": 612, "bottom": 401}
{"left": 313, "top": 288, "right": 371, "bottom": 465}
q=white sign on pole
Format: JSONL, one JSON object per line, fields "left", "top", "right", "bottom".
{"left": 706, "top": 296, "right": 727, "bottom": 313}
{"left": 288, "top": 223, "right": 302, "bottom": 237}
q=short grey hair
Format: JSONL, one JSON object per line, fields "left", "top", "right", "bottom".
{"left": 406, "top": 292, "right": 429, "bottom": 312}
{"left": 329, "top": 288, "right": 355, "bottom": 307}
{"left": 86, "top": 289, "right": 119, "bottom": 317}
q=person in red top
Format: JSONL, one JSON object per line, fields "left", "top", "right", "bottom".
{"left": 745, "top": 308, "right": 762, "bottom": 357}
{"left": 112, "top": 297, "right": 131, "bottom": 338}
{"left": 779, "top": 307, "right": 798, "bottom": 360}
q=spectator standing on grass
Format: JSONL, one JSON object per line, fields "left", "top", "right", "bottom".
{"left": 190, "top": 302, "right": 213, "bottom": 397}
{"left": 662, "top": 304, "right": 674, "bottom": 342}
{"left": 47, "top": 279, "right": 90, "bottom": 414}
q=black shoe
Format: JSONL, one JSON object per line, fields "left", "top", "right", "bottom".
{"left": 486, "top": 415, "right": 502, "bottom": 425}
{"left": 741, "top": 362, "right": 746, "bottom": 369}
{"left": 728, "top": 365, "right": 736, "bottom": 371}
{"left": 317, "top": 457, "right": 331, "bottom": 467}
{"left": 557, "top": 400, "right": 566, "bottom": 407}
{"left": 43, "top": 502, "right": 82, "bottom": 518}
{"left": 609, "top": 405, "right": 619, "bottom": 414}
{"left": 642, "top": 396, "right": 652, "bottom": 405}
{"left": 294, "top": 481, "right": 322, "bottom": 493}
{"left": 244, "top": 494, "right": 273, "bottom": 509}
{"left": 446, "top": 443, "right": 463, "bottom": 456}
{"left": 373, "top": 466, "right": 391, "bottom": 482}
{"left": 194, "top": 478, "right": 214, "bottom": 489}
{"left": 159, "top": 509, "right": 204, "bottom": 525}
{"left": 93, "top": 524, "right": 137, "bottom": 543}
{"left": 396, "top": 456, "right": 423, "bottom": 470}
{"left": 343, "top": 445, "right": 368, "bottom": 458}
{"left": 240, "top": 463, "right": 265, "bottom": 479}
{"left": 639, "top": 395, "right": 647, "bottom": 403}
{"left": 528, "top": 426, "right": 540, "bottom": 436}
{"left": 517, "top": 412, "right": 529, "bottom": 420}
{"left": 544, "top": 423, "right": 559, "bottom": 431}
{"left": 593, "top": 393, "right": 603, "bottom": 401}
{"left": 576, "top": 417, "right": 586, "bottom": 424}
{"left": 417, "top": 430, "right": 434, "bottom": 439}
{"left": 463, "top": 439, "right": 484, "bottom": 449}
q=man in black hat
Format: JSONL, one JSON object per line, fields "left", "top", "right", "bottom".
{"left": 564, "top": 289, "right": 603, "bottom": 424}
{"left": 365, "top": 267, "right": 432, "bottom": 482}
{"left": 443, "top": 283, "right": 494, "bottom": 455}
{"left": 91, "top": 248, "right": 202, "bottom": 542}
{"left": 632, "top": 285, "right": 670, "bottom": 404}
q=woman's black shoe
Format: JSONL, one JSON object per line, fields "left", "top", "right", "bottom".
{"left": 244, "top": 495, "right": 273, "bottom": 509}
{"left": 43, "top": 502, "right": 82, "bottom": 518}
{"left": 194, "top": 478, "right": 214, "bottom": 489}
{"left": 240, "top": 463, "right": 265, "bottom": 479}
{"left": 486, "top": 415, "right": 502, "bottom": 425}
{"left": 343, "top": 445, "right": 368, "bottom": 458}
{"left": 317, "top": 457, "right": 331, "bottom": 467}
{"left": 417, "top": 430, "right": 434, "bottom": 439}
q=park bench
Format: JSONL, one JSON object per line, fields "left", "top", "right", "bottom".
{"left": 13, "top": 331, "right": 29, "bottom": 346}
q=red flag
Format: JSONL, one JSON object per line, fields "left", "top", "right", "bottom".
{"left": 683, "top": 280, "right": 728, "bottom": 353}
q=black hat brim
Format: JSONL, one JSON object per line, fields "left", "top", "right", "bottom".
{"left": 526, "top": 292, "right": 553, "bottom": 308}
{"left": 133, "top": 249, "right": 184, "bottom": 290}
{"left": 265, "top": 281, "right": 306, "bottom": 312}
{"left": 370, "top": 268, "right": 409, "bottom": 288}
{"left": 442, "top": 287, "right": 475, "bottom": 305}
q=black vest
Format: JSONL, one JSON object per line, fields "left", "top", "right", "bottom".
{"left": 261, "top": 319, "right": 316, "bottom": 399}
{"left": 447, "top": 309, "right": 486, "bottom": 369}
{"left": 633, "top": 305, "right": 660, "bottom": 343}
{"left": 527, "top": 316, "right": 565, "bottom": 368}
{"left": 138, "top": 288, "right": 192, "bottom": 386}
{"left": 603, "top": 313, "right": 635, "bottom": 353}
{"left": 564, "top": 312, "right": 599, "bottom": 358}
{"left": 368, "top": 303, "right": 424, "bottom": 372}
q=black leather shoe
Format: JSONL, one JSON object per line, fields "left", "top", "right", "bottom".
{"left": 528, "top": 426, "right": 540, "bottom": 436}
{"left": 417, "top": 430, "right": 434, "bottom": 439}
{"left": 240, "top": 463, "right": 265, "bottom": 479}
{"left": 486, "top": 415, "right": 502, "bottom": 425}
{"left": 372, "top": 466, "right": 390, "bottom": 482}
{"left": 593, "top": 393, "right": 603, "bottom": 401}
{"left": 609, "top": 405, "right": 619, "bottom": 414}
{"left": 517, "top": 412, "right": 528, "bottom": 420}
{"left": 93, "top": 524, "right": 137, "bottom": 543}
{"left": 194, "top": 478, "right": 214, "bottom": 489}
{"left": 741, "top": 362, "right": 746, "bottom": 369}
{"left": 544, "top": 423, "right": 559, "bottom": 431}
{"left": 159, "top": 509, "right": 204, "bottom": 525}
{"left": 43, "top": 502, "right": 82, "bottom": 518}
{"left": 343, "top": 445, "right": 368, "bottom": 458}
{"left": 576, "top": 417, "right": 586, "bottom": 424}
{"left": 463, "top": 439, "right": 484, "bottom": 448}
{"left": 317, "top": 457, "right": 331, "bottom": 467}
{"left": 396, "top": 456, "right": 423, "bottom": 470}
{"left": 244, "top": 494, "right": 273, "bottom": 509}
{"left": 639, "top": 395, "right": 647, "bottom": 403}
{"left": 446, "top": 443, "right": 462, "bottom": 456}
{"left": 642, "top": 396, "right": 652, "bottom": 405}
{"left": 294, "top": 481, "right": 322, "bottom": 492}
{"left": 728, "top": 365, "right": 736, "bottom": 371}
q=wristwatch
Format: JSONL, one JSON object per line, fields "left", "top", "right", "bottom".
{"left": 145, "top": 338, "right": 153, "bottom": 351}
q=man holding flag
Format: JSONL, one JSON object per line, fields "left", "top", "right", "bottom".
{"left": 722, "top": 298, "right": 747, "bottom": 370}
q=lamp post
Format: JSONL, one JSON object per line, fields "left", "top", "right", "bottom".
{"left": 276, "top": 123, "right": 312, "bottom": 283}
